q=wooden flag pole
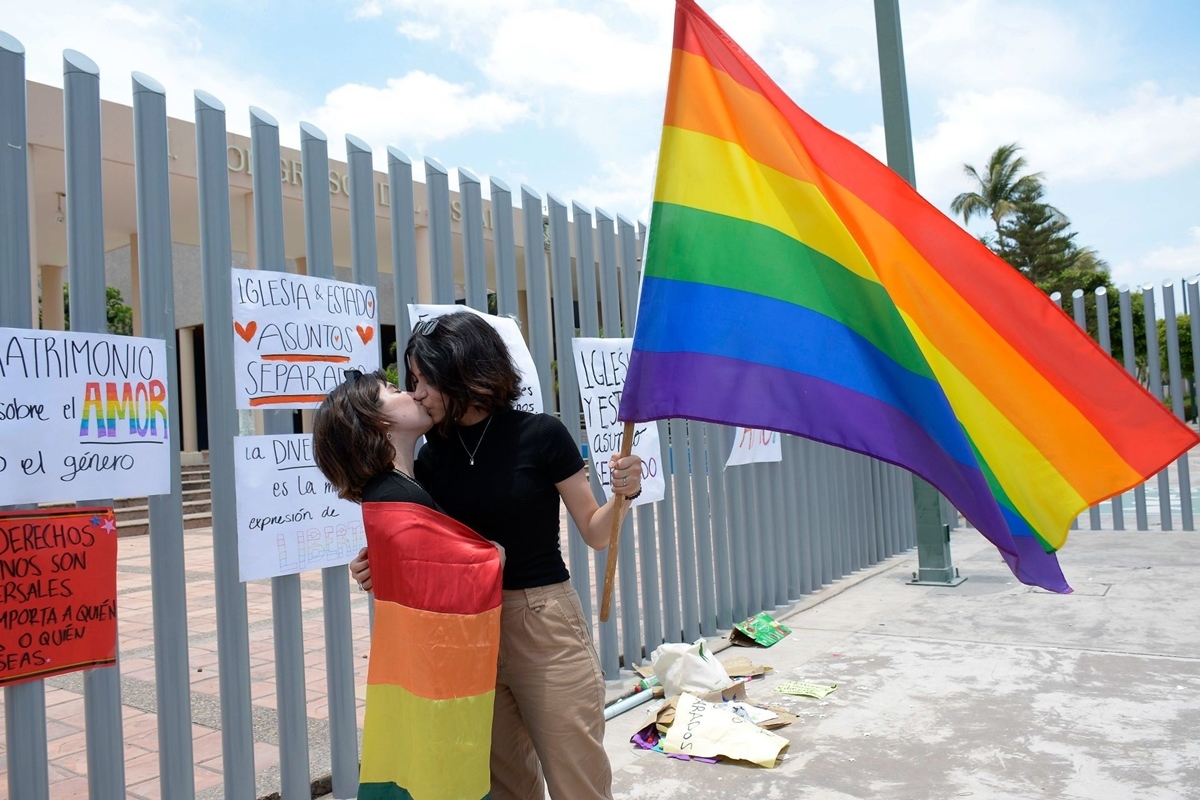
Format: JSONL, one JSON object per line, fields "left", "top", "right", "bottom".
{"left": 599, "top": 421, "right": 636, "bottom": 622}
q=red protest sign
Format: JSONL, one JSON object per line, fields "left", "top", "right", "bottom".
{"left": 0, "top": 507, "right": 118, "bottom": 687}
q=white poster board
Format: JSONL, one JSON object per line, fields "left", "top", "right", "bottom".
{"left": 232, "top": 268, "right": 380, "bottom": 409}
{"left": 725, "top": 427, "right": 783, "bottom": 468}
{"left": 234, "top": 434, "right": 365, "bottom": 581}
{"left": 0, "top": 328, "right": 172, "bottom": 505}
{"left": 407, "top": 304, "right": 542, "bottom": 413}
{"left": 571, "top": 337, "right": 664, "bottom": 507}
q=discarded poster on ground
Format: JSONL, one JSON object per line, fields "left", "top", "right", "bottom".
{"left": 234, "top": 434, "right": 365, "bottom": 581}
{"left": 571, "top": 337, "right": 664, "bottom": 506}
{"left": 661, "top": 691, "right": 789, "bottom": 768}
{"left": 725, "top": 427, "right": 782, "bottom": 468}
{"left": 0, "top": 507, "right": 119, "bottom": 687}
{"left": 0, "top": 327, "right": 171, "bottom": 505}
{"left": 407, "top": 304, "right": 542, "bottom": 413}
{"left": 731, "top": 612, "right": 791, "bottom": 648}
{"left": 772, "top": 680, "right": 837, "bottom": 699}
{"left": 232, "top": 269, "right": 380, "bottom": 409}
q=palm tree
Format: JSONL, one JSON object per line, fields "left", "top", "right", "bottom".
{"left": 950, "top": 143, "right": 1044, "bottom": 256}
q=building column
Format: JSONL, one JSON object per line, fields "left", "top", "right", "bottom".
{"left": 40, "top": 264, "right": 65, "bottom": 330}
{"left": 415, "top": 226, "right": 432, "bottom": 304}
{"left": 128, "top": 233, "right": 143, "bottom": 336}
{"left": 28, "top": 145, "right": 40, "bottom": 324}
{"left": 238, "top": 192, "right": 262, "bottom": 433}
{"left": 178, "top": 325, "right": 200, "bottom": 454}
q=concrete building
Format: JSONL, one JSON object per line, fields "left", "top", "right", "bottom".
{"left": 20, "top": 79, "right": 554, "bottom": 457}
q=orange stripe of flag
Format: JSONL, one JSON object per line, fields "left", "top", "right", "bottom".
{"left": 367, "top": 602, "right": 501, "bottom": 700}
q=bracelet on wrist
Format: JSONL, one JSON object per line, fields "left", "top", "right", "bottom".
{"left": 625, "top": 488, "right": 642, "bottom": 501}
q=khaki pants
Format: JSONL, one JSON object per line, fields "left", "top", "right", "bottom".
{"left": 490, "top": 581, "right": 614, "bottom": 800}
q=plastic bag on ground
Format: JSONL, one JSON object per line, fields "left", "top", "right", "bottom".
{"left": 650, "top": 639, "right": 735, "bottom": 697}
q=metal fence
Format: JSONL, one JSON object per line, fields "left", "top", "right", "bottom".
{"left": 1050, "top": 284, "right": 1198, "bottom": 532}
{"left": 0, "top": 37, "right": 919, "bottom": 800}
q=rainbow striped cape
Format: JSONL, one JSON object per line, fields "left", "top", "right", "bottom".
{"left": 358, "top": 502, "right": 502, "bottom": 800}
{"left": 619, "top": 0, "right": 1199, "bottom": 591}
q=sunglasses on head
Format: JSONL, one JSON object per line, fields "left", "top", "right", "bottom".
{"left": 413, "top": 318, "right": 440, "bottom": 337}
{"left": 343, "top": 369, "right": 364, "bottom": 383}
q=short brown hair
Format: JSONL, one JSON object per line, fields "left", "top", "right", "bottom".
{"left": 312, "top": 370, "right": 394, "bottom": 502}
{"left": 404, "top": 311, "right": 522, "bottom": 434}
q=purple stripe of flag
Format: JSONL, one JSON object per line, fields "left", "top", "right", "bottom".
{"left": 624, "top": 348, "right": 1065, "bottom": 588}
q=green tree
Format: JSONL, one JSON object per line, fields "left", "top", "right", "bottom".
{"left": 950, "top": 142, "right": 1045, "bottom": 256}
{"left": 40, "top": 284, "right": 134, "bottom": 335}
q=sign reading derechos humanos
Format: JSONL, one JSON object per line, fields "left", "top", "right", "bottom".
{"left": 0, "top": 507, "right": 119, "bottom": 687}
{"left": 232, "top": 268, "right": 380, "bottom": 409}
{"left": 0, "top": 327, "right": 171, "bottom": 505}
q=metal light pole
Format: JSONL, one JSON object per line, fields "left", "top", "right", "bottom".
{"left": 873, "top": 0, "right": 965, "bottom": 587}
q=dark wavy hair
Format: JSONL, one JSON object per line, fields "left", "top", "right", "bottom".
{"left": 312, "top": 370, "right": 395, "bottom": 503}
{"left": 404, "top": 311, "right": 522, "bottom": 434}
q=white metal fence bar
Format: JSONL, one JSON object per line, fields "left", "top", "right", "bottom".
{"left": 132, "top": 70, "right": 197, "bottom": 799}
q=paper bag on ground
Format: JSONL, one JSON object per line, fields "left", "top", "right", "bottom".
{"left": 651, "top": 640, "right": 734, "bottom": 697}
{"left": 661, "top": 692, "right": 789, "bottom": 768}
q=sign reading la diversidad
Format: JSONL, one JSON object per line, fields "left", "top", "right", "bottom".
{"left": 234, "top": 434, "right": 365, "bottom": 582}
{"left": 232, "top": 269, "right": 380, "bottom": 409}
{"left": 0, "top": 508, "right": 119, "bottom": 687}
{"left": 0, "top": 327, "right": 171, "bottom": 506}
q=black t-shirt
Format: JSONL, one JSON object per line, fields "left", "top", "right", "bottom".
{"left": 416, "top": 409, "right": 585, "bottom": 590}
{"left": 360, "top": 470, "right": 440, "bottom": 510}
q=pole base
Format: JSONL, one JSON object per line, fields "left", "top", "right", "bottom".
{"left": 907, "top": 568, "right": 967, "bottom": 587}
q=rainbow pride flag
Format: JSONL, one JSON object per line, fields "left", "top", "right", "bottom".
{"left": 358, "top": 502, "right": 502, "bottom": 800}
{"left": 619, "top": 0, "right": 1200, "bottom": 591}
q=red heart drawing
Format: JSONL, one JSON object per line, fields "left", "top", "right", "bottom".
{"left": 234, "top": 320, "right": 257, "bottom": 343}
{"left": 357, "top": 325, "right": 375, "bottom": 345}
{"left": 367, "top": 298, "right": 374, "bottom": 313}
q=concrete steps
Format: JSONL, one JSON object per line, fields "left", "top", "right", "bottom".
{"left": 40, "top": 463, "right": 214, "bottom": 537}
{"left": 117, "top": 464, "right": 212, "bottom": 536}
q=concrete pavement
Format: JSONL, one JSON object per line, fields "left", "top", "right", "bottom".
{"left": 4, "top": 523, "right": 1198, "bottom": 799}
{"left": 604, "top": 530, "right": 1200, "bottom": 800}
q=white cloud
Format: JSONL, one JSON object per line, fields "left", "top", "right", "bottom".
{"left": 778, "top": 47, "right": 820, "bottom": 96}
{"left": 1112, "top": 227, "right": 1200, "bottom": 291}
{"left": 564, "top": 151, "right": 659, "bottom": 224}
{"left": 6, "top": 0, "right": 303, "bottom": 136}
{"left": 912, "top": 84, "right": 1200, "bottom": 210}
{"left": 484, "top": 8, "right": 667, "bottom": 95}
{"left": 708, "top": 1, "right": 775, "bottom": 59}
{"left": 309, "top": 72, "right": 530, "bottom": 152}
{"left": 396, "top": 20, "right": 440, "bottom": 41}
{"left": 905, "top": 0, "right": 1101, "bottom": 91}
{"left": 351, "top": 0, "right": 383, "bottom": 20}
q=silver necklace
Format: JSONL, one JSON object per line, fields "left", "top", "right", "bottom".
{"left": 457, "top": 416, "right": 493, "bottom": 466}
{"left": 393, "top": 468, "right": 423, "bottom": 489}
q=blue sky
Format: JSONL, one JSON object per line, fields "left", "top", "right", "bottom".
{"left": 8, "top": 0, "right": 1200, "bottom": 294}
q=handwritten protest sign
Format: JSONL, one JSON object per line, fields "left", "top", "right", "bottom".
{"left": 232, "top": 268, "right": 380, "bottom": 409}
{"left": 661, "top": 691, "right": 788, "bottom": 767}
{"left": 726, "top": 427, "right": 782, "bottom": 468}
{"left": 407, "top": 304, "right": 542, "bottom": 413}
{"left": 234, "top": 434, "right": 365, "bottom": 581}
{"left": 0, "top": 328, "right": 171, "bottom": 505}
{"left": 571, "top": 338, "right": 664, "bottom": 507}
{"left": 0, "top": 507, "right": 119, "bottom": 687}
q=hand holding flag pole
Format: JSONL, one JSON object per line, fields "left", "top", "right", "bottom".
{"left": 599, "top": 421, "right": 636, "bottom": 622}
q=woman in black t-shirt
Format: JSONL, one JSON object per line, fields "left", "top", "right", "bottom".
{"left": 350, "top": 311, "right": 643, "bottom": 800}
{"left": 312, "top": 368, "right": 436, "bottom": 507}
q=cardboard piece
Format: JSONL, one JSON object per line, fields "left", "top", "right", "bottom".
{"left": 661, "top": 692, "right": 789, "bottom": 768}
{"left": 722, "top": 655, "right": 771, "bottom": 679}
{"left": 731, "top": 612, "right": 792, "bottom": 647}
